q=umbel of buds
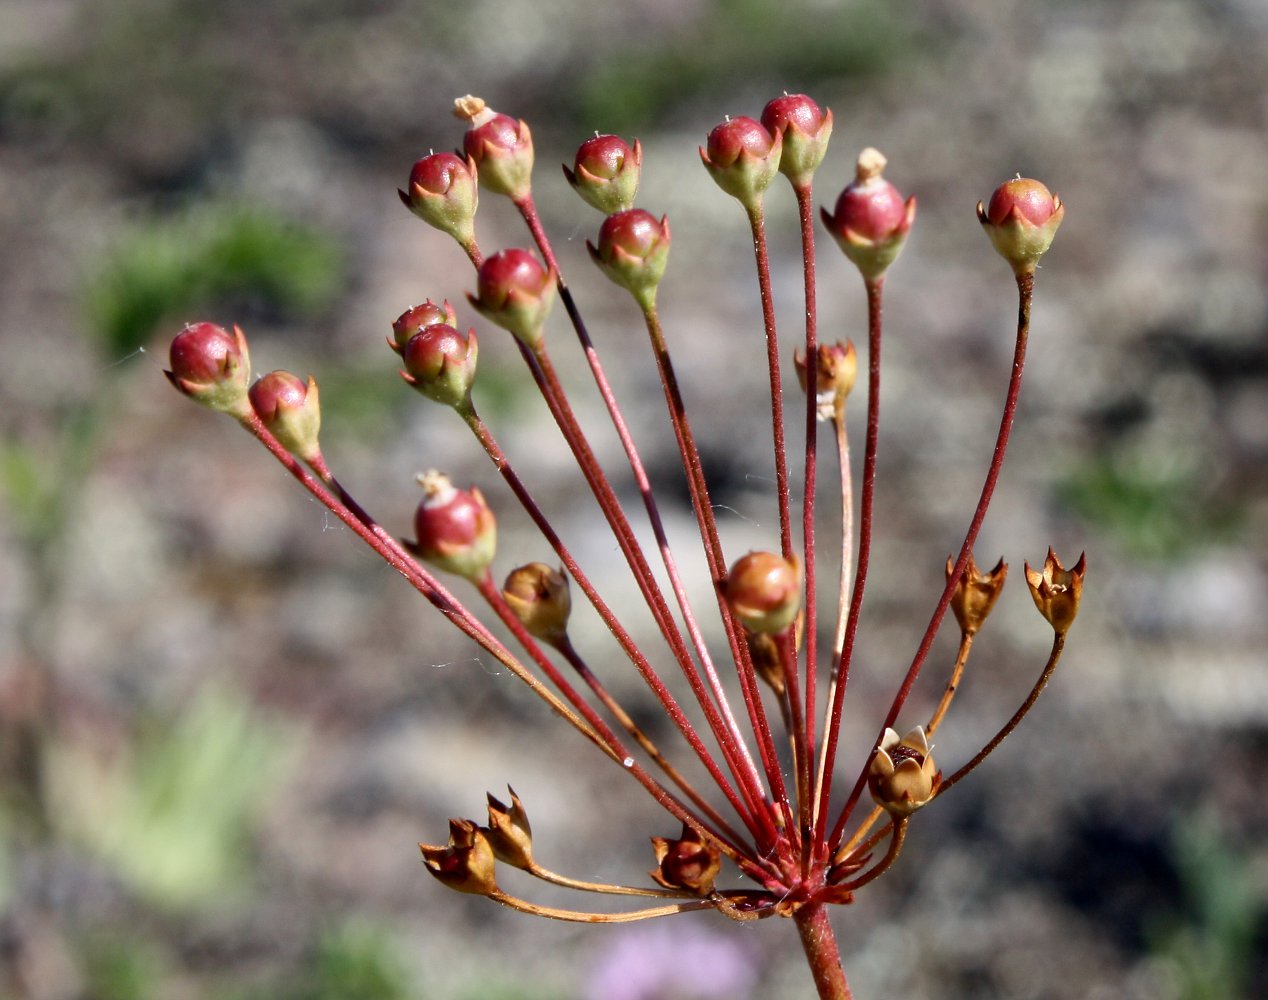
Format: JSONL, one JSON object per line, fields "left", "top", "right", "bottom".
{"left": 166, "top": 90, "right": 1085, "bottom": 999}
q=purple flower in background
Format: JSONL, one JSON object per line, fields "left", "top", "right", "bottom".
{"left": 585, "top": 923, "right": 759, "bottom": 1000}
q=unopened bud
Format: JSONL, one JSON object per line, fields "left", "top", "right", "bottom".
{"left": 456, "top": 96, "right": 534, "bottom": 203}
{"left": 399, "top": 152, "right": 478, "bottom": 247}
{"left": 401, "top": 323, "right": 478, "bottom": 409}
{"left": 564, "top": 134, "right": 642, "bottom": 214}
{"left": 699, "top": 116, "right": 782, "bottom": 211}
{"left": 249, "top": 370, "right": 322, "bottom": 464}
{"left": 724, "top": 551, "right": 802, "bottom": 635}
{"left": 760, "top": 93, "right": 832, "bottom": 188}
{"left": 502, "top": 562, "right": 571, "bottom": 644}
{"left": 586, "top": 208, "right": 671, "bottom": 309}
{"left": 166, "top": 322, "right": 252, "bottom": 418}
{"left": 821, "top": 148, "right": 916, "bottom": 282}
{"left": 390, "top": 300, "right": 459, "bottom": 353}
{"left": 977, "top": 177, "right": 1065, "bottom": 277}
{"left": 467, "top": 248, "right": 557, "bottom": 349}
{"left": 410, "top": 470, "right": 497, "bottom": 582}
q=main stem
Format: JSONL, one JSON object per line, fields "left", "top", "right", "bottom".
{"left": 794, "top": 904, "right": 853, "bottom": 999}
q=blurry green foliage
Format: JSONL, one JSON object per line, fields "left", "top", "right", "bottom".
{"left": 84, "top": 204, "right": 344, "bottom": 358}
{"left": 51, "top": 683, "right": 293, "bottom": 911}
{"left": 81, "top": 933, "right": 169, "bottom": 1000}
{"left": 1150, "top": 814, "right": 1262, "bottom": 1000}
{"left": 220, "top": 920, "right": 412, "bottom": 1000}
{"left": 576, "top": 0, "right": 916, "bottom": 129}
{"left": 1057, "top": 453, "right": 1239, "bottom": 561}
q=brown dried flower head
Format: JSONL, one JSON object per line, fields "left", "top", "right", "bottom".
{"left": 1024, "top": 547, "right": 1086, "bottom": 635}
{"left": 868, "top": 726, "right": 941, "bottom": 816}
{"left": 650, "top": 823, "right": 722, "bottom": 896}
{"left": 419, "top": 818, "right": 498, "bottom": 895}
{"left": 947, "top": 553, "right": 1008, "bottom": 636}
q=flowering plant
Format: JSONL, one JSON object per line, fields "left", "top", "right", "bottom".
{"left": 166, "top": 92, "right": 1083, "bottom": 998}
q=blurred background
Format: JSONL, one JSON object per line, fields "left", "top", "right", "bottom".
{"left": 1, "top": 0, "right": 1265, "bottom": 997}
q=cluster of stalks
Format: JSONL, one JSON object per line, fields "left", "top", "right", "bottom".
{"left": 165, "top": 92, "right": 1085, "bottom": 999}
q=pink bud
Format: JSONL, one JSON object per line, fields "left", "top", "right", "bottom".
{"left": 563, "top": 134, "right": 642, "bottom": 214}
{"left": 249, "top": 370, "right": 322, "bottom": 463}
{"left": 725, "top": 551, "right": 802, "bottom": 635}
{"left": 821, "top": 148, "right": 916, "bottom": 282}
{"left": 761, "top": 93, "right": 833, "bottom": 186}
{"left": 455, "top": 95, "right": 534, "bottom": 202}
{"left": 467, "top": 248, "right": 556, "bottom": 348}
{"left": 399, "top": 152, "right": 478, "bottom": 246}
{"left": 587, "top": 209, "right": 671, "bottom": 307}
{"left": 391, "top": 300, "right": 459, "bottom": 353}
{"left": 401, "top": 323, "right": 478, "bottom": 409}
{"left": 411, "top": 470, "right": 497, "bottom": 582}
{"left": 699, "top": 116, "right": 783, "bottom": 209}
{"left": 166, "top": 322, "right": 252, "bottom": 417}
{"left": 977, "top": 177, "right": 1065, "bottom": 276}
{"left": 985, "top": 178, "right": 1058, "bottom": 227}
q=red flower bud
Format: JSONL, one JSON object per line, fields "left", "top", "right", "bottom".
{"left": 563, "top": 134, "right": 642, "bottom": 215}
{"left": 977, "top": 177, "right": 1064, "bottom": 276}
{"left": 724, "top": 551, "right": 802, "bottom": 635}
{"left": 166, "top": 322, "right": 252, "bottom": 417}
{"left": 699, "top": 116, "right": 783, "bottom": 210}
{"left": 410, "top": 470, "right": 497, "bottom": 582}
{"left": 760, "top": 93, "right": 833, "bottom": 187}
{"left": 390, "top": 299, "right": 459, "bottom": 353}
{"left": 401, "top": 323, "right": 478, "bottom": 410}
{"left": 821, "top": 148, "right": 916, "bottom": 282}
{"left": 455, "top": 95, "right": 534, "bottom": 202}
{"left": 399, "top": 152, "right": 478, "bottom": 247}
{"left": 586, "top": 208, "right": 671, "bottom": 309}
{"left": 467, "top": 248, "right": 557, "bottom": 349}
{"left": 249, "top": 370, "right": 322, "bottom": 463}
